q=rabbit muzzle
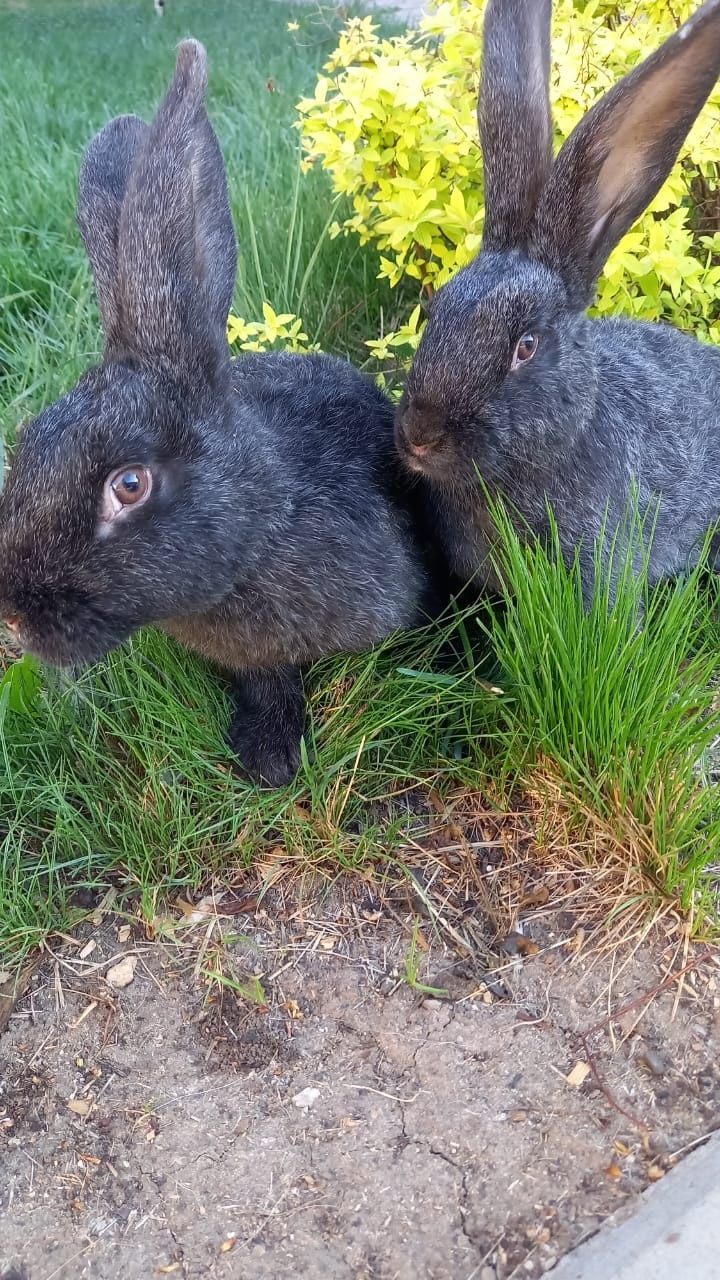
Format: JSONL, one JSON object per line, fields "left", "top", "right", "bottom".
{"left": 395, "top": 396, "right": 450, "bottom": 475}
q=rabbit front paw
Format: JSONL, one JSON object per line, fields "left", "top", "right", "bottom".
{"left": 228, "top": 665, "right": 305, "bottom": 789}
{"left": 228, "top": 713, "right": 302, "bottom": 788}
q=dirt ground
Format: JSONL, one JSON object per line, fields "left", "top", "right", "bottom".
{"left": 1, "top": 832, "right": 719, "bottom": 1280}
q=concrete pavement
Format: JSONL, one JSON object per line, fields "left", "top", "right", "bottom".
{"left": 551, "top": 1133, "right": 720, "bottom": 1279}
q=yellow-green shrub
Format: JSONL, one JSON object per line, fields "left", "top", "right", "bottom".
{"left": 297, "top": 1, "right": 720, "bottom": 354}
{"left": 227, "top": 304, "right": 317, "bottom": 353}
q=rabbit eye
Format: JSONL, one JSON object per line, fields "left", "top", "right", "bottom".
{"left": 103, "top": 466, "right": 153, "bottom": 518}
{"left": 511, "top": 332, "right": 538, "bottom": 369}
{"left": 111, "top": 467, "right": 151, "bottom": 505}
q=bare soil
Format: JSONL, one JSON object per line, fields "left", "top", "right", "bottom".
{"left": 1, "top": 855, "right": 719, "bottom": 1280}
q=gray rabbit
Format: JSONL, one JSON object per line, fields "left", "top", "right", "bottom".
{"left": 0, "top": 41, "right": 437, "bottom": 787}
{"left": 395, "top": 0, "right": 720, "bottom": 598}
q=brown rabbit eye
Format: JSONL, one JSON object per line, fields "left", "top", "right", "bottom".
{"left": 512, "top": 332, "right": 538, "bottom": 368}
{"left": 111, "top": 468, "right": 151, "bottom": 504}
{"left": 102, "top": 466, "right": 153, "bottom": 522}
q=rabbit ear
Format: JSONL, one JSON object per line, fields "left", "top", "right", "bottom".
{"left": 76, "top": 114, "right": 150, "bottom": 342}
{"left": 530, "top": 0, "right": 720, "bottom": 301}
{"left": 113, "top": 39, "right": 237, "bottom": 374}
{"left": 479, "top": 0, "right": 554, "bottom": 251}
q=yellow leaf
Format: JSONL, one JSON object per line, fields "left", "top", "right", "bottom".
{"left": 67, "top": 1098, "right": 93, "bottom": 1117}
{"left": 566, "top": 1061, "right": 591, "bottom": 1088}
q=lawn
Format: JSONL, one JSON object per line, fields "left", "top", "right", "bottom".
{"left": 1, "top": 0, "right": 719, "bottom": 972}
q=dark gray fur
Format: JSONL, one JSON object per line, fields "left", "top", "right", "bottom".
{"left": 396, "top": 0, "right": 720, "bottom": 597}
{"left": 0, "top": 41, "right": 433, "bottom": 787}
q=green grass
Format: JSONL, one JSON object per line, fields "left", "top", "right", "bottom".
{"left": 0, "top": 617, "right": 497, "bottom": 960}
{"left": 486, "top": 502, "right": 720, "bottom": 917}
{"left": 1, "top": 0, "right": 720, "bottom": 972}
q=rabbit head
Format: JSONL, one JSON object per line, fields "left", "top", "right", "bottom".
{"left": 395, "top": 0, "right": 720, "bottom": 487}
{"left": 0, "top": 41, "right": 248, "bottom": 666}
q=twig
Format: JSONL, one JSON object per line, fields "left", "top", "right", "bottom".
{"left": 338, "top": 1081, "right": 421, "bottom": 1104}
{"left": 669, "top": 1125, "right": 720, "bottom": 1163}
{"left": 579, "top": 1031, "right": 648, "bottom": 1133}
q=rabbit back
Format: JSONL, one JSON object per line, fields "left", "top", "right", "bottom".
{"left": 158, "top": 350, "right": 432, "bottom": 673}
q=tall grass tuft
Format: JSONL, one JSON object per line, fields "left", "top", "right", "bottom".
{"left": 485, "top": 498, "right": 720, "bottom": 913}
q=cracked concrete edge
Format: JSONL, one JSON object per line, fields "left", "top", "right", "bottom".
{"left": 550, "top": 1132, "right": 720, "bottom": 1280}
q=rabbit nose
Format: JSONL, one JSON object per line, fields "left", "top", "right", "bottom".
{"left": 3, "top": 614, "right": 21, "bottom": 634}
{"left": 394, "top": 412, "right": 440, "bottom": 458}
{"left": 397, "top": 403, "right": 445, "bottom": 456}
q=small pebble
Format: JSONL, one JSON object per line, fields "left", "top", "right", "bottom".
{"left": 292, "top": 1087, "right": 320, "bottom": 1111}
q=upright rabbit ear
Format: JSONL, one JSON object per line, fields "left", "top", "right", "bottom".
{"left": 77, "top": 114, "right": 150, "bottom": 343}
{"left": 479, "top": 0, "right": 554, "bottom": 251}
{"left": 113, "top": 39, "right": 237, "bottom": 376}
{"left": 530, "top": 0, "right": 720, "bottom": 302}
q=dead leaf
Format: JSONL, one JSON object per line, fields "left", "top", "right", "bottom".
{"left": 479, "top": 678, "right": 504, "bottom": 695}
{"left": 503, "top": 932, "right": 540, "bottom": 958}
{"left": 141, "top": 1115, "right": 160, "bottom": 1144}
{"left": 78, "top": 940, "right": 96, "bottom": 960}
{"left": 284, "top": 1000, "right": 304, "bottom": 1021}
{"left": 427, "top": 789, "right": 445, "bottom": 815}
{"left": 106, "top": 956, "right": 137, "bottom": 989}
{"left": 91, "top": 887, "right": 117, "bottom": 926}
{"left": 521, "top": 885, "right": 550, "bottom": 909}
{"left": 606, "top": 1162, "right": 622, "bottom": 1181}
{"left": 517, "top": 937, "right": 540, "bottom": 957}
{"left": 225, "top": 894, "right": 260, "bottom": 915}
{"left": 565, "top": 928, "right": 586, "bottom": 953}
{"left": 175, "top": 894, "right": 223, "bottom": 926}
{"left": 79, "top": 1153, "right": 101, "bottom": 1165}
{"left": 67, "top": 1098, "right": 92, "bottom": 1117}
{"left": 155, "top": 1265, "right": 182, "bottom": 1275}
{"left": 566, "top": 1061, "right": 591, "bottom": 1089}
{"left": 117, "top": 925, "right": 132, "bottom": 944}
{"left": 647, "top": 1163, "right": 666, "bottom": 1181}
{"left": 613, "top": 1139, "right": 631, "bottom": 1157}
{"left": 219, "top": 1237, "right": 237, "bottom": 1254}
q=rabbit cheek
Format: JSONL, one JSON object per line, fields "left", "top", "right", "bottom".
{"left": 2, "top": 606, "right": 95, "bottom": 668}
